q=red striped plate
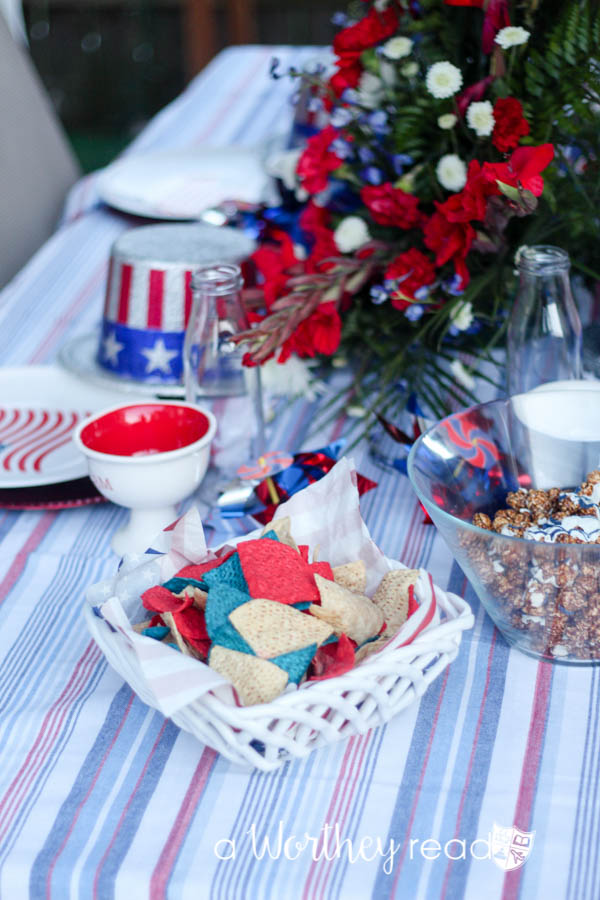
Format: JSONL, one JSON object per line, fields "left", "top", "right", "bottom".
{"left": 0, "top": 366, "right": 145, "bottom": 487}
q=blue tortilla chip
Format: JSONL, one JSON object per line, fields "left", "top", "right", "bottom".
{"left": 270, "top": 643, "right": 317, "bottom": 684}
{"left": 141, "top": 625, "right": 171, "bottom": 640}
{"left": 162, "top": 576, "right": 207, "bottom": 594}
{"left": 210, "top": 620, "right": 256, "bottom": 656}
{"left": 203, "top": 551, "right": 247, "bottom": 594}
{"left": 205, "top": 583, "right": 251, "bottom": 639}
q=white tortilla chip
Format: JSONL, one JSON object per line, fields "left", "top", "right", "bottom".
{"left": 229, "top": 597, "right": 332, "bottom": 658}
{"left": 309, "top": 574, "right": 384, "bottom": 645}
{"left": 209, "top": 645, "right": 288, "bottom": 705}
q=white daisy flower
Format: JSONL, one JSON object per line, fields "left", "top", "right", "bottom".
{"left": 450, "top": 359, "right": 475, "bottom": 390}
{"left": 449, "top": 301, "right": 474, "bottom": 331}
{"left": 436, "top": 153, "right": 467, "bottom": 192}
{"left": 495, "top": 26, "right": 530, "bottom": 49}
{"left": 334, "top": 216, "right": 371, "bottom": 254}
{"left": 381, "top": 36, "right": 413, "bottom": 60}
{"left": 426, "top": 61, "right": 463, "bottom": 99}
{"left": 438, "top": 112, "right": 458, "bottom": 130}
{"left": 466, "top": 100, "right": 495, "bottom": 137}
{"left": 357, "top": 71, "right": 384, "bottom": 109}
{"left": 260, "top": 355, "right": 325, "bottom": 401}
{"left": 401, "top": 62, "right": 419, "bottom": 77}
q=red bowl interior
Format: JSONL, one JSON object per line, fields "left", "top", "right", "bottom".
{"left": 80, "top": 404, "right": 211, "bottom": 457}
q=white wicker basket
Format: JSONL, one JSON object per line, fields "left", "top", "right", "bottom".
{"left": 84, "top": 571, "right": 472, "bottom": 772}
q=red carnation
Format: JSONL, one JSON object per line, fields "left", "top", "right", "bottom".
{"left": 361, "top": 183, "right": 423, "bottom": 229}
{"left": 385, "top": 248, "right": 436, "bottom": 310}
{"left": 492, "top": 97, "right": 530, "bottom": 153}
{"left": 329, "top": 61, "right": 362, "bottom": 98}
{"left": 333, "top": 6, "right": 400, "bottom": 60}
{"left": 483, "top": 143, "right": 554, "bottom": 197}
{"left": 252, "top": 231, "right": 302, "bottom": 308}
{"left": 278, "top": 302, "right": 342, "bottom": 362}
{"left": 297, "top": 125, "right": 343, "bottom": 195}
{"left": 424, "top": 211, "right": 475, "bottom": 288}
{"left": 441, "top": 160, "right": 500, "bottom": 224}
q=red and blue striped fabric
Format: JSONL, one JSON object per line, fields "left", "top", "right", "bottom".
{"left": 0, "top": 46, "right": 597, "bottom": 900}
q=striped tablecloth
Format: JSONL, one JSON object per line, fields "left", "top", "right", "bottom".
{"left": 0, "top": 46, "right": 597, "bottom": 900}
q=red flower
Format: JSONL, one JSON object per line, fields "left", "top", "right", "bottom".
{"left": 329, "top": 61, "right": 362, "bottom": 98}
{"left": 333, "top": 6, "right": 400, "bottom": 61}
{"left": 329, "top": 6, "right": 399, "bottom": 99}
{"left": 492, "top": 97, "right": 530, "bottom": 153}
{"left": 299, "top": 201, "right": 339, "bottom": 265}
{"left": 297, "top": 125, "right": 343, "bottom": 195}
{"left": 483, "top": 143, "right": 554, "bottom": 197}
{"left": 424, "top": 211, "right": 475, "bottom": 288}
{"left": 385, "top": 249, "right": 436, "bottom": 310}
{"left": 361, "top": 183, "right": 423, "bottom": 229}
{"left": 441, "top": 160, "right": 499, "bottom": 223}
{"left": 445, "top": 0, "right": 510, "bottom": 53}
{"left": 278, "top": 302, "right": 342, "bottom": 362}
{"left": 252, "top": 231, "right": 301, "bottom": 308}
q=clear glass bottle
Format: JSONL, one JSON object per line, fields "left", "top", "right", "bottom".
{"left": 507, "top": 245, "right": 582, "bottom": 396}
{"left": 184, "top": 263, "right": 265, "bottom": 474}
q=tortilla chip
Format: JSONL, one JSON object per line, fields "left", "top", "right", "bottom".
{"left": 270, "top": 644, "right": 317, "bottom": 684}
{"left": 354, "top": 636, "right": 388, "bottom": 664}
{"left": 209, "top": 645, "right": 289, "bottom": 705}
{"left": 230, "top": 597, "right": 333, "bottom": 658}
{"left": 332, "top": 560, "right": 367, "bottom": 594}
{"left": 373, "top": 569, "right": 419, "bottom": 635}
{"left": 309, "top": 574, "right": 384, "bottom": 645}
{"left": 308, "top": 634, "right": 356, "bottom": 681}
{"left": 237, "top": 539, "right": 320, "bottom": 605}
{"left": 262, "top": 516, "right": 298, "bottom": 552}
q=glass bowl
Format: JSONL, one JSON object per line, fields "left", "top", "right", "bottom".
{"left": 407, "top": 386, "right": 600, "bottom": 664}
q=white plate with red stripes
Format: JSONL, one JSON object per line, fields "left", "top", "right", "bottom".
{"left": 0, "top": 366, "right": 145, "bottom": 487}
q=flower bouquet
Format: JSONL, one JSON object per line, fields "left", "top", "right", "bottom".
{"left": 237, "top": 0, "right": 600, "bottom": 429}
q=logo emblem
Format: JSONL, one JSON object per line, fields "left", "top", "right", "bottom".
{"left": 491, "top": 823, "right": 535, "bottom": 871}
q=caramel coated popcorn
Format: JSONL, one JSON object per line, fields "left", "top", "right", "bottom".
{"left": 468, "top": 470, "right": 600, "bottom": 661}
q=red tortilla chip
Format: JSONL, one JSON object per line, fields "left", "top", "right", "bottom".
{"left": 175, "top": 550, "right": 235, "bottom": 581}
{"left": 142, "top": 585, "right": 186, "bottom": 614}
{"left": 308, "top": 634, "right": 356, "bottom": 681}
{"left": 237, "top": 539, "right": 320, "bottom": 605}
{"left": 408, "top": 584, "right": 419, "bottom": 617}
{"left": 309, "top": 561, "right": 333, "bottom": 582}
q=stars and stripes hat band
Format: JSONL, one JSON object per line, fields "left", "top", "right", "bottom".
{"left": 97, "top": 223, "right": 255, "bottom": 384}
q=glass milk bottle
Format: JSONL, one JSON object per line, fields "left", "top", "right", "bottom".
{"left": 507, "top": 245, "right": 582, "bottom": 395}
{"left": 184, "top": 263, "right": 265, "bottom": 476}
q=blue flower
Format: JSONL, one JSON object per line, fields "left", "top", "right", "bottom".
{"left": 330, "top": 106, "right": 354, "bottom": 128}
{"left": 358, "top": 146, "right": 376, "bottom": 164}
{"left": 331, "top": 12, "right": 350, "bottom": 26}
{"left": 362, "top": 166, "right": 384, "bottom": 185}
{"left": 405, "top": 304, "right": 425, "bottom": 321}
{"left": 370, "top": 285, "right": 389, "bottom": 305}
{"left": 368, "top": 111, "right": 390, "bottom": 135}
{"left": 443, "top": 274, "right": 465, "bottom": 297}
{"left": 391, "top": 153, "right": 414, "bottom": 176}
{"left": 331, "top": 138, "right": 353, "bottom": 159}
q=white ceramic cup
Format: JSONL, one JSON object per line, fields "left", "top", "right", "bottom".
{"left": 73, "top": 400, "right": 216, "bottom": 556}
